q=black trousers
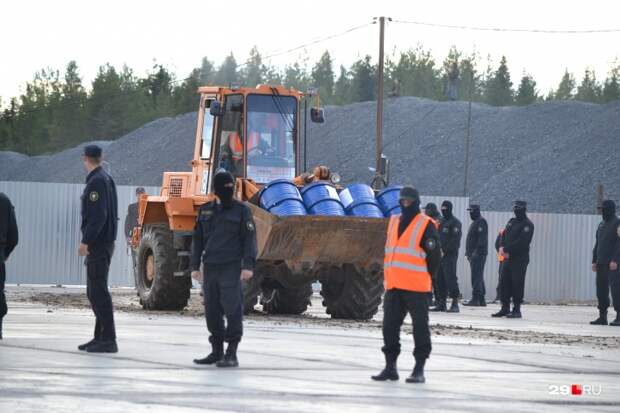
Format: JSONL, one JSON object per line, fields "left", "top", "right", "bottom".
{"left": 436, "top": 254, "right": 460, "bottom": 301}
{"left": 596, "top": 264, "right": 620, "bottom": 312}
{"left": 86, "top": 243, "right": 116, "bottom": 341}
{"left": 495, "top": 261, "right": 504, "bottom": 300}
{"left": 203, "top": 262, "right": 244, "bottom": 344}
{"left": 0, "top": 258, "right": 7, "bottom": 320}
{"left": 381, "top": 289, "right": 431, "bottom": 361}
{"left": 469, "top": 255, "right": 487, "bottom": 298}
{"left": 499, "top": 256, "right": 529, "bottom": 307}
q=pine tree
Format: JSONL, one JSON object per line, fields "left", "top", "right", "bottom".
{"left": 555, "top": 70, "right": 575, "bottom": 100}
{"left": 575, "top": 69, "right": 602, "bottom": 103}
{"left": 54, "top": 61, "right": 87, "bottom": 147}
{"left": 311, "top": 51, "right": 335, "bottom": 104}
{"left": 333, "top": 65, "right": 351, "bottom": 105}
{"left": 349, "top": 55, "right": 376, "bottom": 103}
{"left": 199, "top": 57, "right": 214, "bottom": 85}
{"left": 602, "top": 67, "right": 620, "bottom": 102}
{"left": 283, "top": 62, "right": 309, "bottom": 92}
{"left": 214, "top": 54, "right": 239, "bottom": 85}
{"left": 242, "top": 46, "right": 265, "bottom": 86}
{"left": 515, "top": 74, "right": 538, "bottom": 106}
{"left": 484, "top": 56, "right": 514, "bottom": 106}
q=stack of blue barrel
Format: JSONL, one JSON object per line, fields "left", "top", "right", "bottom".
{"left": 339, "top": 183, "right": 384, "bottom": 218}
{"left": 376, "top": 186, "right": 403, "bottom": 216}
{"left": 259, "top": 179, "right": 307, "bottom": 216}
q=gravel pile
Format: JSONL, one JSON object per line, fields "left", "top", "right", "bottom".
{"left": 1, "top": 97, "right": 618, "bottom": 214}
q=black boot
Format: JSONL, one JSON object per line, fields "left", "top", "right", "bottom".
{"left": 371, "top": 356, "right": 399, "bottom": 381}
{"left": 590, "top": 310, "right": 608, "bottom": 325}
{"left": 446, "top": 298, "right": 460, "bottom": 313}
{"left": 463, "top": 297, "right": 480, "bottom": 307}
{"left": 479, "top": 296, "right": 487, "bottom": 307}
{"left": 216, "top": 341, "right": 239, "bottom": 368}
{"left": 78, "top": 338, "right": 98, "bottom": 351}
{"left": 610, "top": 313, "right": 620, "bottom": 327}
{"left": 86, "top": 340, "right": 118, "bottom": 353}
{"left": 430, "top": 300, "right": 446, "bottom": 312}
{"left": 194, "top": 338, "right": 224, "bottom": 365}
{"left": 506, "top": 304, "right": 522, "bottom": 318}
{"left": 405, "top": 358, "right": 426, "bottom": 383}
{"left": 492, "top": 304, "right": 511, "bottom": 317}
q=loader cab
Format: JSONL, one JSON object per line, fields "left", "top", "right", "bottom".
{"left": 197, "top": 86, "right": 301, "bottom": 193}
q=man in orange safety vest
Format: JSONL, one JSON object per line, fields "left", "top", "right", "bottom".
{"left": 372, "top": 186, "right": 441, "bottom": 384}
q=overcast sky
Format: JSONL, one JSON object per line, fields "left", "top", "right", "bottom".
{"left": 2, "top": 0, "right": 619, "bottom": 103}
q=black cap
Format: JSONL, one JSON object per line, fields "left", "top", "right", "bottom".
{"left": 135, "top": 187, "right": 146, "bottom": 195}
{"left": 424, "top": 202, "right": 437, "bottom": 210}
{"left": 514, "top": 200, "right": 527, "bottom": 209}
{"left": 399, "top": 186, "right": 420, "bottom": 202}
{"left": 467, "top": 204, "right": 480, "bottom": 211}
{"left": 83, "top": 144, "right": 102, "bottom": 158}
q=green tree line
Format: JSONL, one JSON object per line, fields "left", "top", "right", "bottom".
{"left": 1, "top": 46, "right": 619, "bottom": 155}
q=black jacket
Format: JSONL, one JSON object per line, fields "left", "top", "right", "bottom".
{"left": 191, "top": 200, "right": 258, "bottom": 271}
{"left": 466, "top": 217, "right": 488, "bottom": 257}
{"left": 439, "top": 216, "right": 462, "bottom": 256}
{"left": 124, "top": 202, "right": 139, "bottom": 239}
{"left": 0, "top": 192, "right": 19, "bottom": 261}
{"left": 80, "top": 166, "right": 118, "bottom": 246}
{"left": 419, "top": 216, "right": 441, "bottom": 276}
{"left": 592, "top": 216, "right": 620, "bottom": 265}
{"left": 500, "top": 216, "right": 534, "bottom": 259}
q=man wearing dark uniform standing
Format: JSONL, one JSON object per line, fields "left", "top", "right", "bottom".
{"left": 590, "top": 200, "right": 620, "bottom": 326}
{"left": 372, "top": 187, "right": 440, "bottom": 384}
{"left": 0, "top": 192, "right": 19, "bottom": 339}
{"left": 78, "top": 145, "right": 119, "bottom": 353}
{"left": 191, "top": 171, "right": 257, "bottom": 368}
{"left": 431, "top": 200, "right": 462, "bottom": 313}
{"left": 493, "top": 200, "right": 534, "bottom": 319}
{"left": 464, "top": 204, "right": 488, "bottom": 306}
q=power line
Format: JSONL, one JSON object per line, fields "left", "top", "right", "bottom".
{"left": 392, "top": 19, "right": 620, "bottom": 34}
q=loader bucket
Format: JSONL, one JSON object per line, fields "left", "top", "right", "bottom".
{"left": 248, "top": 203, "right": 388, "bottom": 267}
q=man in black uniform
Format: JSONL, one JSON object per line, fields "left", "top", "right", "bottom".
{"left": 493, "top": 200, "right": 534, "bottom": 319}
{"left": 191, "top": 171, "right": 257, "bottom": 367}
{"left": 590, "top": 200, "right": 620, "bottom": 326}
{"left": 464, "top": 204, "right": 488, "bottom": 306}
{"left": 372, "top": 187, "right": 440, "bottom": 384}
{"left": 78, "top": 145, "right": 119, "bottom": 353}
{"left": 424, "top": 202, "right": 441, "bottom": 306}
{"left": 124, "top": 187, "right": 145, "bottom": 244}
{"left": 0, "top": 192, "right": 19, "bottom": 340}
{"left": 431, "top": 200, "right": 462, "bottom": 313}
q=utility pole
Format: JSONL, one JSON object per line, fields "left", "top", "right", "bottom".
{"left": 463, "top": 70, "right": 474, "bottom": 196}
{"left": 373, "top": 16, "right": 387, "bottom": 189}
{"left": 596, "top": 183, "right": 604, "bottom": 212}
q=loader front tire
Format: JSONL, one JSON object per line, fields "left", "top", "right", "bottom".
{"left": 320, "top": 264, "right": 384, "bottom": 320}
{"left": 135, "top": 224, "right": 191, "bottom": 310}
{"left": 261, "top": 283, "right": 313, "bottom": 315}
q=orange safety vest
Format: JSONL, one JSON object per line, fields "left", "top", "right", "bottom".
{"left": 497, "top": 229, "right": 505, "bottom": 262}
{"left": 229, "top": 133, "right": 243, "bottom": 161}
{"left": 384, "top": 213, "right": 432, "bottom": 293}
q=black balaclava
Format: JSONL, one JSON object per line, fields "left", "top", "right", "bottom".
{"left": 513, "top": 205, "right": 527, "bottom": 220}
{"left": 441, "top": 200, "right": 453, "bottom": 220}
{"left": 398, "top": 188, "right": 421, "bottom": 237}
{"left": 424, "top": 202, "right": 439, "bottom": 220}
{"left": 601, "top": 200, "right": 616, "bottom": 222}
{"left": 214, "top": 171, "right": 235, "bottom": 209}
{"left": 469, "top": 208, "right": 481, "bottom": 221}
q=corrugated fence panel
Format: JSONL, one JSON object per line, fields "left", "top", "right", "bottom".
{"left": 0, "top": 182, "right": 604, "bottom": 302}
{"left": 1, "top": 181, "right": 159, "bottom": 287}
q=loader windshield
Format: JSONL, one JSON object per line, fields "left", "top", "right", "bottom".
{"left": 246, "top": 94, "right": 297, "bottom": 183}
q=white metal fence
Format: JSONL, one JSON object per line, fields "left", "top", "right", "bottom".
{"left": 1, "top": 181, "right": 601, "bottom": 303}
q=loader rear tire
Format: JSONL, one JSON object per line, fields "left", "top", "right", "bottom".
{"left": 261, "top": 283, "right": 313, "bottom": 315}
{"left": 135, "top": 224, "right": 191, "bottom": 311}
{"left": 320, "top": 264, "right": 384, "bottom": 320}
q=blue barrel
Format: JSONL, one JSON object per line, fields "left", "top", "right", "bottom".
{"left": 300, "top": 182, "right": 345, "bottom": 216}
{"left": 377, "top": 186, "right": 403, "bottom": 216}
{"left": 339, "top": 184, "right": 384, "bottom": 218}
{"left": 259, "top": 179, "right": 307, "bottom": 216}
